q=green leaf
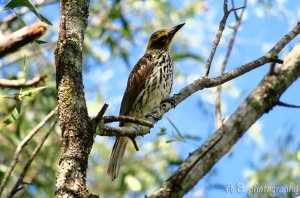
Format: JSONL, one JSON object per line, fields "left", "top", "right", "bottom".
{"left": 1, "top": 102, "right": 22, "bottom": 128}
{"left": 173, "top": 52, "right": 203, "bottom": 62}
{"left": 35, "top": 40, "right": 48, "bottom": 44}
{"left": 39, "top": 13, "right": 52, "bottom": 25}
{"left": 166, "top": 117, "right": 185, "bottom": 141}
{"left": 157, "top": 128, "right": 166, "bottom": 136}
{"left": 18, "top": 86, "right": 47, "bottom": 101}
{"left": 2, "top": 0, "right": 52, "bottom": 25}
{"left": 166, "top": 140, "right": 175, "bottom": 143}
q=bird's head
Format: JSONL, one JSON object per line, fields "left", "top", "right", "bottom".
{"left": 146, "top": 23, "right": 185, "bottom": 52}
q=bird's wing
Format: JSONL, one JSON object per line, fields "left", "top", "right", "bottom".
{"left": 119, "top": 53, "right": 154, "bottom": 118}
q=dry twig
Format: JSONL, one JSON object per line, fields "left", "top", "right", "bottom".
{"left": 0, "top": 22, "right": 47, "bottom": 58}
{"left": 103, "top": 115, "right": 154, "bottom": 128}
{"left": 202, "top": 0, "right": 245, "bottom": 77}
{"left": 0, "top": 75, "right": 47, "bottom": 88}
{"left": 276, "top": 101, "right": 300, "bottom": 108}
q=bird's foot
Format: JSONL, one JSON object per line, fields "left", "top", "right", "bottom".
{"left": 145, "top": 111, "right": 159, "bottom": 120}
{"left": 161, "top": 97, "right": 176, "bottom": 108}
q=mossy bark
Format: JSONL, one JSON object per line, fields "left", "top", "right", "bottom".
{"left": 54, "top": 0, "right": 97, "bottom": 197}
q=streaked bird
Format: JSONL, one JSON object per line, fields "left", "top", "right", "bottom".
{"left": 107, "top": 23, "right": 185, "bottom": 180}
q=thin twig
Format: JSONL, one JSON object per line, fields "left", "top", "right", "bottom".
{"left": 231, "top": 0, "right": 239, "bottom": 20}
{"left": 100, "top": 125, "right": 150, "bottom": 137}
{"left": 0, "top": 22, "right": 47, "bottom": 58}
{"left": 202, "top": 0, "right": 244, "bottom": 77}
{"left": 7, "top": 117, "right": 58, "bottom": 198}
{"left": 91, "top": 103, "right": 109, "bottom": 127}
{"left": 0, "top": 75, "right": 47, "bottom": 88}
{"left": 103, "top": 115, "right": 154, "bottom": 127}
{"left": 215, "top": 0, "right": 247, "bottom": 127}
{"left": 0, "top": 106, "right": 58, "bottom": 196}
{"left": 277, "top": 101, "right": 300, "bottom": 108}
{"left": 268, "top": 62, "right": 276, "bottom": 75}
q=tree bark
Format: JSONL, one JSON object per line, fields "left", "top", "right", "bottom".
{"left": 148, "top": 42, "right": 300, "bottom": 197}
{"left": 54, "top": 0, "right": 96, "bottom": 197}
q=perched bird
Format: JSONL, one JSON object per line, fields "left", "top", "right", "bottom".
{"left": 107, "top": 23, "right": 185, "bottom": 180}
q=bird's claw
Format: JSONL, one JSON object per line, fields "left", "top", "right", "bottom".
{"left": 145, "top": 112, "right": 159, "bottom": 120}
{"left": 162, "top": 98, "right": 176, "bottom": 108}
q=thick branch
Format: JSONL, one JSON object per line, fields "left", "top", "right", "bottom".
{"left": 0, "top": 75, "right": 47, "bottom": 88}
{"left": 148, "top": 41, "right": 300, "bottom": 198}
{"left": 0, "top": 22, "right": 47, "bottom": 58}
{"left": 54, "top": 0, "right": 96, "bottom": 197}
{"left": 0, "top": 107, "right": 57, "bottom": 197}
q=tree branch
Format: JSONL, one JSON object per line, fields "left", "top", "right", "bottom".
{"left": 202, "top": 0, "right": 244, "bottom": 77}
{"left": 103, "top": 115, "right": 154, "bottom": 127}
{"left": 148, "top": 39, "right": 300, "bottom": 198}
{"left": 54, "top": 0, "right": 97, "bottom": 197}
{"left": 0, "top": 22, "right": 47, "bottom": 58}
{"left": 0, "top": 106, "right": 57, "bottom": 197}
{"left": 0, "top": 75, "right": 47, "bottom": 88}
{"left": 100, "top": 125, "right": 150, "bottom": 137}
{"left": 97, "top": 23, "right": 300, "bottom": 138}
{"left": 7, "top": 118, "right": 58, "bottom": 198}
{"left": 276, "top": 101, "right": 300, "bottom": 108}
{"left": 215, "top": 0, "right": 247, "bottom": 127}
{"left": 91, "top": 103, "right": 109, "bottom": 128}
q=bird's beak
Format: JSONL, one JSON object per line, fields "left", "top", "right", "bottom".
{"left": 169, "top": 23, "right": 185, "bottom": 36}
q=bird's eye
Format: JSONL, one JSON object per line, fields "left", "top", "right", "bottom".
{"left": 159, "top": 35, "right": 167, "bottom": 41}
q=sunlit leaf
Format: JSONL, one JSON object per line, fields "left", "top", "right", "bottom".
{"left": 1, "top": 102, "right": 22, "bottom": 128}
{"left": 124, "top": 175, "right": 142, "bottom": 192}
{"left": 2, "top": 0, "right": 53, "bottom": 25}
{"left": 18, "top": 86, "right": 47, "bottom": 101}
{"left": 173, "top": 52, "right": 203, "bottom": 62}
{"left": 35, "top": 40, "right": 48, "bottom": 44}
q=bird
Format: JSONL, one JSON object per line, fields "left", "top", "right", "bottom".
{"left": 107, "top": 23, "right": 185, "bottom": 180}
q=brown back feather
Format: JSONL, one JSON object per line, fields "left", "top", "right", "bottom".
{"left": 119, "top": 52, "right": 154, "bottom": 126}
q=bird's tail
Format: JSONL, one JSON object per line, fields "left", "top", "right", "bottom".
{"left": 107, "top": 137, "right": 128, "bottom": 180}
